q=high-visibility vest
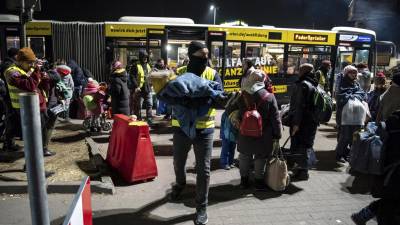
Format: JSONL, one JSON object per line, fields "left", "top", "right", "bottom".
{"left": 171, "top": 66, "right": 217, "bottom": 129}
{"left": 4, "top": 65, "right": 29, "bottom": 109}
{"left": 137, "top": 63, "right": 152, "bottom": 89}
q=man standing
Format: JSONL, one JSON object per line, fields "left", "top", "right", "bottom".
{"left": 315, "top": 60, "right": 332, "bottom": 92}
{"left": 4, "top": 47, "right": 55, "bottom": 156}
{"left": 131, "top": 50, "right": 153, "bottom": 123}
{"left": 288, "top": 63, "right": 319, "bottom": 180}
{"left": 170, "top": 41, "right": 223, "bottom": 225}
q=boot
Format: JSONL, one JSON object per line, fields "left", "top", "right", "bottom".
{"left": 291, "top": 169, "right": 309, "bottom": 181}
{"left": 195, "top": 207, "right": 208, "bottom": 225}
{"left": 169, "top": 183, "right": 185, "bottom": 201}
{"left": 240, "top": 177, "right": 250, "bottom": 189}
{"left": 43, "top": 148, "right": 56, "bottom": 157}
{"left": 351, "top": 207, "right": 375, "bottom": 225}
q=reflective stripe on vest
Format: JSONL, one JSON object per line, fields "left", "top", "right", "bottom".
{"left": 4, "top": 66, "right": 29, "bottom": 109}
{"left": 137, "top": 64, "right": 152, "bottom": 89}
{"left": 172, "top": 66, "right": 217, "bottom": 129}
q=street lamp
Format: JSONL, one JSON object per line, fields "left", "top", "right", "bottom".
{"left": 210, "top": 5, "right": 217, "bottom": 25}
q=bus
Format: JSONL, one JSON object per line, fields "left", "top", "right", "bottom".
{"left": 0, "top": 15, "right": 395, "bottom": 105}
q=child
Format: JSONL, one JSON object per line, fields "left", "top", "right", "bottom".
{"left": 83, "top": 78, "right": 107, "bottom": 132}
{"left": 56, "top": 65, "right": 74, "bottom": 120}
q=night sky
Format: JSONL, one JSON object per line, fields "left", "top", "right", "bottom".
{"left": 1, "top": 0, "right": 399, "bottom": 45}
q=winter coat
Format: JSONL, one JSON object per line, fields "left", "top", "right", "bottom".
{"left": 336, "top": 76, "right": 367, "bottom": 125}
{"left": 67, "top": 60, "right": 86, "bottom": 88}
{"left": 367, "top": 88, "right": 386, "bottom": 121}
{"left": 288, "top": 73, "right": 320, "bottom": 128}
{"left": 376, "top": 84, "right": 400, "bottom": 122}
{"left": 0, "top": 57, "right": 16, "bottom": 104}
{"left": 110, "top": 69, "right": 130, "bottom": 115}
{"left": 61, "top": 74, "right": 74, "bottom": 99}
{"left": 157, "top": 72, "right": 224, "bottom": 139}
{"left": 236, "top": 88, "right": 282, "bottom": 156}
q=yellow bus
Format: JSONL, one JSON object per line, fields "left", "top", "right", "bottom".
{"left": 1, "top": 16, "right": 391, "bottom": 104}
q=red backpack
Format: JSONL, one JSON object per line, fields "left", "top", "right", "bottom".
{"left": 240, "top": 91, "right": 270, "bottom": 137}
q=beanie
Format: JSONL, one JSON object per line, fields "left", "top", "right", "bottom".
{"left": 188, "top": 41, "right": 206, "bottom": 58}
{"left": 112, "top": 61, "right": 123, "bottom": 70}
{"left": 16, "top": 47, "right": 36, "bottom": 62}
{"left": 374, "top": 72, "right": 386, "bottom": 85}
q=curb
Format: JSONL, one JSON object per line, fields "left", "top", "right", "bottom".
{"left": 85, "top": 137, "right": 116, "bottom": 194}
{"left": 0, "top": 180, "right": 114, "bottom": 194}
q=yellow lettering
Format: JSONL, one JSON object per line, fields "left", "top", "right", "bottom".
{"left": 230, "top": 68, "right": 236, "bottom": 76}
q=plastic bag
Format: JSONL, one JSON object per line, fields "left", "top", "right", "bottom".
{"left": 341, "top": 98, "right": 367, "bottom": 125}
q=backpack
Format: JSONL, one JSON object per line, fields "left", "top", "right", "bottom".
{"left": 304, "top": 81, "right": 333, "bottom": 123}
{"left": 240, "top": 91, "right": 269, "bottom": 137}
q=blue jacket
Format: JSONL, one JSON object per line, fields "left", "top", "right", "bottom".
{"left": 157, "top": 73, "right": 224, "bottom": 139}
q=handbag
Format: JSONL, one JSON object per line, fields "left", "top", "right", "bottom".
{"left": 266, "top": 140, "right": 290, "bottom": 191}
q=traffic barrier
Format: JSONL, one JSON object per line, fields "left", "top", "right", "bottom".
{"left": 62, "top": 177, "right": 92, "bottom": 225}
{"left": 107, "top": 114, "right": 158, "bottom": 183}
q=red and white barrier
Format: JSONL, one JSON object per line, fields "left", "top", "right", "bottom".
{"left": 63, "top": 177, "right": 93, "bottom": 225}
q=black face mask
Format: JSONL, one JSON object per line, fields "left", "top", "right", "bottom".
{"left": 187, "top": 56, "right": 208, "bottom": 76}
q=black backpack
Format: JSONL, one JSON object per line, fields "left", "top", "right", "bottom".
{"left": 304, "top": 81, "right": 333, "bottom": 123}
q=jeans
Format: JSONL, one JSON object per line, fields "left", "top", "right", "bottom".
{"left": 220, "top": 138, "right": 236, "bottom": 167}
{"left": 173, "top": 130, "right": 213, "bottom": 209}
{"left": 43, "top": 112, "right": 58, "bottom": 150}
{"left": 335, "top": 125, "right": 362, "bottom": 159}
{"left": 239, "top": 153, "right": 266, "bottom": 180}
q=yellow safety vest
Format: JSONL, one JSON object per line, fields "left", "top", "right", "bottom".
{"left": 137, "top": 63, "right": 152, "bottom": 89}
{"left": 4, "top": 65, "right": 30, "bottom": 109}
{"left": 172, "top": 66, "right": 217, "bottom": 129}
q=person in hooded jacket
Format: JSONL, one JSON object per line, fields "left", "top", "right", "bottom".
{"left": 234, "top": 69, "right": 282, "bottom": 190}
{"left": 288, "top": 63, "right": 319, "bottom": 180}
{"left": 367, "top": 72, "right": 386, "bottom": 121}
{"left": 67, "top": 59, "right": 86, "bottom": 96}
{"left": 56, "top": 65, "right": 74, "bottom": 120}
{"left": 376, "top": 72, "right": 400, "bottom": 122}
{"left": 109, "top": 61, "right": 130, "bottom": 116}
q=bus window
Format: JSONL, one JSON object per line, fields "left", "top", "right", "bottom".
{"left": 261, "top": 44, "right": 284, "bottom": 76}
{"left": 245, "top": 43, "right": 261, "bottom": 58}
{"left": 336, "top": 46, "right": 354, "bottom": 72}
{"left": 7, "top": 36, "right": 20, "bottom": 50}
{"left": 210, "top": 41, "right": 223, "bottom": 69}
{"left": 28, "top": 37, "right": 46, "bottom": 59}
{"left": 288, "top": 45, "right": 331, "bottom": 74}
{"left": 223, "top": 42, "right": 242, "bottom": 92}
{"left": 167, "top": 40, "right": 205, "bottom": 69}
{"left": 355, "top": 49, "right": 369, "bottom": 65}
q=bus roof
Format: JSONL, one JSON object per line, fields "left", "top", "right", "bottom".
{"left": 332, "top": 26, "right": 376, "bottom": 37}
{"left": 0, "top": 14, "right": 19, "bottom": 23}
{"left": 118, "top": 16, "right": 195, "bottom": 25}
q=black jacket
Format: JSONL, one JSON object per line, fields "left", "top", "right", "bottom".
{"left": 110, "top": 69, "right": 130, "bottom": 115}
{"left": 289, "top": 73, "right": 319, "bottom": 127}
{"left": 0, "top": 57, "right": 16, "bottom": 103}
{"left": 67, "top": 60, "right": 86, "bottom": 87}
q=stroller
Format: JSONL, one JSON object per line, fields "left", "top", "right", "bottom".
{"left": 82, "top": 81, "right": 112, "bottom": 132}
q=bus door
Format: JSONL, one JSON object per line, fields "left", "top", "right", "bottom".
{"left": 146, "top": 28, "right": 167, "bottom": 66}
{"left": 165, "top": 26, "right": 207, "bottom": 69}
{"left": 206, "top": 31, "right": 226, "bottom": 81}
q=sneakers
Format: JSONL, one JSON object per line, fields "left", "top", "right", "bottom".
{"left": 2, "top": 143, "right": 21, "bottom": 152}
{"left": 351, "top": 207, "right": 374, "bottom": 225}
{"left": 221, "top": 165, "right": 230, "bottom": 170}
{"left": 43, "top": 148, "right": 56, "bottom": 157}
{"left": 169, "top": 183, "right": 185, "bottom": 201}
{"left": 336, "top": 156, "right": 347, "bottom": 163}
{"left": 239, "top": 177, "right": 250, "bottom": 189}
{"left": 291, "top": 170, "right": 309, "bottom": 181}
{"left": 195, "top": 208, "right": 208, "bottom": 225}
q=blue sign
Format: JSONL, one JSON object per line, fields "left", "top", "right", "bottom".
{"left": 356, "top": 35, "right": 372, "bottom": 43}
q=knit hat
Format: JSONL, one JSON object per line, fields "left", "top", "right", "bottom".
{"left": 374, "top": 72, "right": 386, "bottom": 85}
{"left": 242, "top": 69, "right": 266, "bottom": 94}
{"left": 343, "top": 65, "right": 358, "bottom": 75}
{"left": 17, "top": 47, "right": 36, "bottom": 62}
{"left": 112, "top": 61, "right": 123, "bottom": 70}
{"left": 188, "top": 41, "right": 206, "bottom": 57}
{"left": 56, "top": 65, "right": 72, "bottom": 76}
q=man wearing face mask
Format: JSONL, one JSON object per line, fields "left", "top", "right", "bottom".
{"left": 131, "top": 50, "right": 153, "bottom": 123}
{"left": 170, "top": 41, "right": 223, "bottom": 225}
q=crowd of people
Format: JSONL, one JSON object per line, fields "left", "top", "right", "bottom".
{"left": 1, "top": 43, "right": 400, "bottom": 225}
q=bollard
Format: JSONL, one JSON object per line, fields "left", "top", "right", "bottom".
{"left": 19, "top": 92, "right": 50, "bottom": 225}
